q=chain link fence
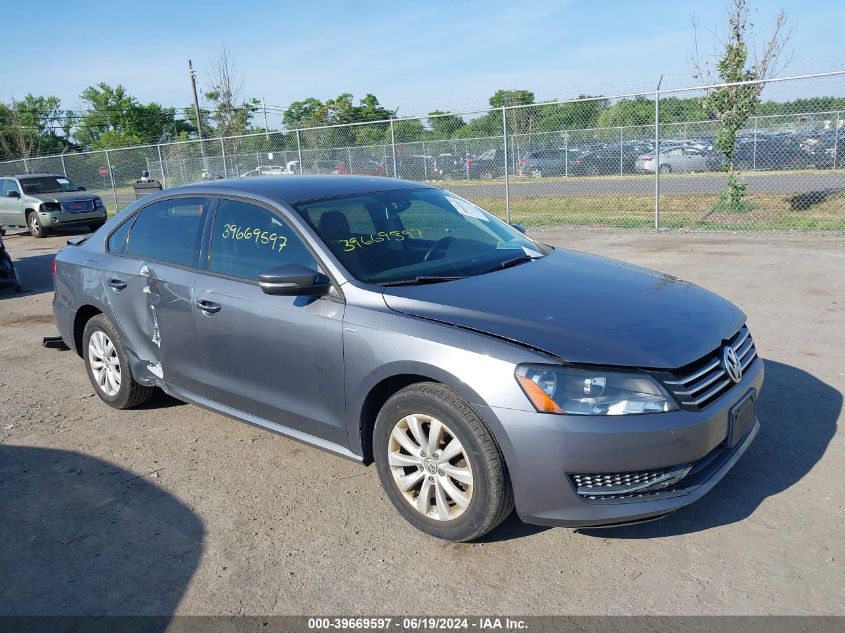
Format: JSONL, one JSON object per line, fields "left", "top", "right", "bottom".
{"left": 2, "top": 71, "right": 843, "bottom": 232}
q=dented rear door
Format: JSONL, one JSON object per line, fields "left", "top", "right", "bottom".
{"left": 102, "top": 196, "right": 211, "bottom": 393}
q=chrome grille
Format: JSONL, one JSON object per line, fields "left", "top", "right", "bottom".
{"left": 662, "top": 326, "right": 757, "bottom": 409}
{"left": 61, "top": 200, "right": 95, "bottom": 213}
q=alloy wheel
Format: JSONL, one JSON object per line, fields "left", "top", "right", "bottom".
{"left": 88, "top": 330, "right": 121, "bottom": 396}
{"left": 387, "top": 414, "right": 474, "bottom": 521}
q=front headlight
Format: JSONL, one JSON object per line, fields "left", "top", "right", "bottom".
{"left": 94, "top": 198, "right": 105, "bottom": 209}
{"left": 516, "top": 364, "right": 679, "bottom": 415}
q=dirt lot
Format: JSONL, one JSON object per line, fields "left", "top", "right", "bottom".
{"left": 1, "top": 227, "right": 843, "bottom": 616}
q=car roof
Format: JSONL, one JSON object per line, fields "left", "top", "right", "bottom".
{"left": 162, "top": 175, "right": 436, "bottom": 205}
{"left": 4, "top": 173, "right": 59, "bottom": 178}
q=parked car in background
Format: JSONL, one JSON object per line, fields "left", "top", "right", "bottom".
{"left": 395, "top": 154, "right": 437, "bottom": 181}
{"left": 432, "top": 153, "right": 466, "bottom": 179}
{"left": 0, "top": 173, "right": 107, "bottom": 238}
{"left": 569, "top": 145, "right": 643, "bottom": 176}
{"left": 333, "top": 160, "right": 386, "bottom": 176}
{"left": 635, "top": 146, "right": 709, "bottom": 173}
{"left": 729, "top": 138, "right": 814, "bottom": 171}
{"left": 466, "top": 148, "right": 506, "bottom": 179}
{"left": 240, "top": 162, "right": 299, "bottom": 177}
{"left": 53, "top": 175, "right": 763, "bottom": 542}
{"left": 522, "top": 148, "right": 582, "bottom": 177}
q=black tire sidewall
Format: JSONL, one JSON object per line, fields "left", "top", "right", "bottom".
{"left": 373, "top": 385, "right": 501, "bottom": 541}
{"left": 82, "top": 315, "right": 135, "bottom": 409}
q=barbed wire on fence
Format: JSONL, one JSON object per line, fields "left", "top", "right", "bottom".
{"left": 1, "top": 70, "right": 843, "bottom": 232}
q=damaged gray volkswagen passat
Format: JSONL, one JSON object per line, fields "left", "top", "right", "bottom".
{"left": 53, "top": 176, "right": 762, "bottom": 541}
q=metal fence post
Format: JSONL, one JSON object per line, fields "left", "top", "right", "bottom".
{"left": 752, "top": 117, "right": 758, "bottom": 171}
{"left": 22, "top": 157, "right": 29, "bottom": 174}
{"left": 620, "top": 125, "right": 624, "bottom": 175}
{"left": 105, "top": 150, "right": 119, "bottom": 212}
{"left": 834, "top": 112, "right": 840, "bottom": 170}
{"left": 220, "top": 138, "right": 227, "bottom": 177}
{"left": 502, "top": 105, "right": 511, "bottom": 223}
{"left": 564, "top": 131, "right": 569, "bottom": 177}
{"left": 295, "top": 129, "right": 304, "bottom": 174}
{"left": 654, "top": 76, "right": 662, "bottom": 230}
{"left": 157, "top": 144, "right": 167, "bottom": 188}
{"left": 389, "top": 119, "right": 398, "bottom": 178}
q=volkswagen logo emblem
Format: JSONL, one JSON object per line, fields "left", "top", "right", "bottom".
{"left": 722, "top": 346, "right": 743, "bottom": 383}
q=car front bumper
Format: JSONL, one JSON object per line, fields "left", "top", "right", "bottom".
{"left": 476, "top": 357, "right": 764, "bottom": 527}
{"left": 40, "top": 209, "right": 107, "bottom": 227}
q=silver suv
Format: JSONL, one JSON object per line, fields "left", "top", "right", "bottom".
{"left": 0, "top": 173, "right": 108, "bottom": 238}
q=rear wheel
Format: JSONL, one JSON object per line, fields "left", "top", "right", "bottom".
{"left": 658, "top": 163, "right": 672, "bottom": 174}
{"left": 83, "top": 314, "right": 154, "bottom": 409}
{"left": 27, "top": 211, "right": 46, "bottom": 238}
{"left": 373, "top": 383, "right": 513, "bottom": 542}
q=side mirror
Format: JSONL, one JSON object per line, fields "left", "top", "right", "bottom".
{"left": 259, "top": 264, "right": 330, "bottom": 296}
{"left": 510, "top": 223, "right": 527, "bottom": 234}
{"left": 6, "top": 191, "right": 20, "bottom": 199}
{"left": 77, "top": 186, "right": 86, "bottom": 191}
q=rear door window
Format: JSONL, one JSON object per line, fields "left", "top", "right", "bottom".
{"left": 126, "top": 197, "right": 211, "bottom": 267}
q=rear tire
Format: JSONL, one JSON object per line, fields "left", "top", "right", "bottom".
{"left": 83, "top": 314, "right": 154, "bottom": 409}
{"left": 27, "top": 211, "right": 46, "bottom": 238}
{"left": 658, "top": 163, "right": 672, "bottom": 174}
{"left": 373, "top": 382, "right": 514, "bottom": 542}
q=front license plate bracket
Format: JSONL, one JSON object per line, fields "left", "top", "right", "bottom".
{"left": 729, "top": 390, "right": 756, "bottom": 448}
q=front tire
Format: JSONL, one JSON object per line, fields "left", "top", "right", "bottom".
{"left": 27, "top": 211, "right": 46, "bottom": 238}
{"left": 83, "top": 314, "right": 154, "bottom": 409}
{"left": 373, "top": 383, "right": 513, "bottom": 542}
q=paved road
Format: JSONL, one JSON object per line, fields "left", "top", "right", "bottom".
{"left": 447, "top": 170, "right": 845, "bottom": 199}
{"left": 98, "top": 170, "right": 845, "bottom": 211}
{"left": 1, "top": 229, "right": 842, "bottom": 616}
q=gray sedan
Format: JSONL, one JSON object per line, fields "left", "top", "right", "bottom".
{"left": 53, "top": 176, "right": 763, "bottom": 541}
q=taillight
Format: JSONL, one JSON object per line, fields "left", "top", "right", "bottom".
{"left": 641, "top": 156, "right": 653, "bottom": 161}
{"left": 466, "top": 159, "right": 473, "bottom": 169}
{"left": 573, "top": 159, "right": 581, "bottom": 165}
{"left": 51, "top": 257, "right": 57, "bottom": 278}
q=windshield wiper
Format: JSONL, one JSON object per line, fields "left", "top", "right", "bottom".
{"left": 483, "top": 255, "right": 541, "bottom": 274}
{"left": 378, "top": 275, "right": 467, "bottom": 287}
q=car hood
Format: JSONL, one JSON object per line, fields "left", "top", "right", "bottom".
{"left": 381, "top": 249, "right": 745, "bottom": 369}
{"left": 26, "top": 191, "right": 98, "bottom": 203}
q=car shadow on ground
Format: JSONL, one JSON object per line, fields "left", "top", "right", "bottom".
{"left": 577, "top": 359, "right": 840, "bottom": 539}
{"left": 0, "top": 445, "right": 204, "bottom": 620}
{"left": 0, "top": 252, "right": 56, "bottom": 300}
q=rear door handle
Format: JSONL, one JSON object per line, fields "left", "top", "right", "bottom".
{"left": 195, "top": 299, "right": 222, "bottom": 314}
{"left": 107, "top": 278, "right": 127, "bottom": 290}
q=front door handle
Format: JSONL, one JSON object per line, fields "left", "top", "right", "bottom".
{"left": 195, "top": 299, "right": 222, "bottom": 314}
{"left": 107, "top": 278, "right": 127, "bottom": 290}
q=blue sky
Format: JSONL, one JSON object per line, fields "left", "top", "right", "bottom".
{"left": 1, "top": 0, "right": 843, "bottom": 124}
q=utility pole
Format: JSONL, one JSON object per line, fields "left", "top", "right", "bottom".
{"left": 188, "top": 60, "right": 203, "bottom": 142}
{"left": 188, "top": 59, "right": 209, "bottom": 175}
{"left": 262, "top": 97, "right": 270, "bottom": 140}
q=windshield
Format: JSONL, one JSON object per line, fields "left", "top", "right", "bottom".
{"left": 20, "top": 176, "right": 81, "bottom": 195}
{"left": 294, "top": 188, "right": 547, "bottom": 285}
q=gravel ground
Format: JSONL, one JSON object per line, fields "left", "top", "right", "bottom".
{"left": 0, "top": 227, "right": 842, "bottom": 616}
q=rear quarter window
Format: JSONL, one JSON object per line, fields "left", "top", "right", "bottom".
{"left": 107, "top": 214, "right": 136, "bottom": 254}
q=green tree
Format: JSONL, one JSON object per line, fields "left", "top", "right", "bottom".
{"left": 692, "top": 0, "right": 790, "bottom": 212}
{"left": 0, "top": 94, "right": 67, "bottom": 159}
{"left": 203, "top": 47, "right": 259, "bottom": 137}
{"left": 76, "top": 83, "right": 190, "bottom": 149}
{"left": 428, "top": 111, "right": 465, "bottom": 138}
